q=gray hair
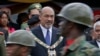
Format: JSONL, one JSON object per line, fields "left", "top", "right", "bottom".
{"left": 93, "top": 21, "right": 100, "bottom": 30}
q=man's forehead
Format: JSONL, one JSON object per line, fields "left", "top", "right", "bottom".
{"left": 41, "top": 7, "right": 54, "bottom": 13}
{"left": 42, "top": 12, "right": 54, "bottom": 16}
{"left": 95, "top": 25, "right": 100, "bottom": 28}
{"left": 42, "top": 7, "right": 53, "bottom": 11}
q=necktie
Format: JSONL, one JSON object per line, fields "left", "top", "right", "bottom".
{"left": 45, "top": 29, "right": 51, "bottom": 45}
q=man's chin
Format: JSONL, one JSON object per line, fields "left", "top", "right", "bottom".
{"left": 97, "top": 37, "right": 100, "bottom": 42}
{"left": 97, "top": 40, "right": 100, "bottom": 42}
{"left": 44, "top": 24, "right": 52, "bottom": 29}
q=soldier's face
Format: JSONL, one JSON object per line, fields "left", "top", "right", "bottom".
{"left": 59, "top": 21, "right": 72, "bottom": 37}
{"left": 6, "top": 44, "right": 21, "bottom": 56}
{"left": 94, "top": 25, "right": 100, "bottom": 41}
{"left": 29, "top": 9, "right": 40, "bottom": 19}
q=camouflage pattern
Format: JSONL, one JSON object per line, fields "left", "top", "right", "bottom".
{"left": 28, "top": 3, "right": 42, "bottom": 10}
{"left": 0, "top": 35, "right": 6, "bottom": 56}
{"left": 64, "top": 35, "right": 100, "bottom": 56}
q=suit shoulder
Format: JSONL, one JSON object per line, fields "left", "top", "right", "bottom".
{"left": 52, "top": 27, "right": 58, "bottom": 31}
{"left": 31, "top": 26, "right": 40, "bottom": 31}
{"left": 53, "top": 26, "right": 58, "bottom": 29}
{"left": 31, "top": 26, "right": 41, "bottom": 34}
{"left": 89, "top": 40, "right": 96, "bottom": 45}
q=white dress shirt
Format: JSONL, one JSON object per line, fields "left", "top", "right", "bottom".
{"left": 96, "top": 41, "right": 100, "bottom": 48}
{"left": 40, "top": 24, "right": 52, "bottom": 43}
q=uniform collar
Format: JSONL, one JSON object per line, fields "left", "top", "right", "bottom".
{"left": 68, "top": 35, "right": 86, "bottom": 51}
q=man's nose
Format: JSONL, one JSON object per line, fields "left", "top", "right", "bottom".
{"left": 98, "top": 31, "right": 100, "bottom": 35}
{"left": 48, "top": 17, "right": 52, "bottom": 21}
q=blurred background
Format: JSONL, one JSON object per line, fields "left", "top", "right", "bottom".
{"left": 0, "top": 0, "right": 100, "bottom": 24}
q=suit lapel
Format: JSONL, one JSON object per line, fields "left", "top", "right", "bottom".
{"left": 37, "top": 26, "right": 58, "bottom": 45}
{"left": 37, "top": 26, "right": 46, "bottom": 43}
{"left": 90, "top": 40, "right": 99, "bottom": 48}
{"left": 51, "top": 27, "right": 57, "bottom": 45}
{"left": 94, "top": 40, "right": 99, "bottom": 48}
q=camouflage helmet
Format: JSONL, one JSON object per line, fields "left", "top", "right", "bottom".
{"left": 28, "top": 3, "right": 42, "bottom": 11}
{"left": 6, "top": 30, "right": 35, "bottom": 47}
{"left": 58, "top": 2, "right": 93, "bottom": 27}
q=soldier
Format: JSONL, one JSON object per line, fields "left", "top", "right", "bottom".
{"left": 0, "top": 32, "right": 6, "bottom": 56}
{"left": 58, "top": 2, "right": 100, "bottom": 56}
{"left": 6, "top": 30, "right": 36, "bottom": 56}
{"left": 28, "top": 3, "right": 42, "bottom": 19}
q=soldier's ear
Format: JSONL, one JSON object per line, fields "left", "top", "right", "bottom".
{"left": 20, "top": 46, "right": 28, "bottom": 52}
{"left": 66, "top": 22, "right": 75, "bottom": 29}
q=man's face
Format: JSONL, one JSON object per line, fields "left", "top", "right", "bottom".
{"left": 94, "top": 25, "right": 100, "bottom": 41}
{"left": 39, "top": 9, "right": 55, "bottom": 29}
{"left": 59, "top": 20, "right": 72, "bottom": 37}
{"left": 29, "top": 9, "right": 40, "bottom": 18}
{"left": 6, "top": 44, "right": 21, "bottom": 56}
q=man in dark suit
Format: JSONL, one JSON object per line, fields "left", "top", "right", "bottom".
{"left": 31, "top": 6, "right": 65, "bottom": 56}
{"left": 90, "top": 21, "right": 100, "bottom": 48}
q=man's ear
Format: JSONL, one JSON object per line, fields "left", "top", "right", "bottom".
{"left": 67, "top": 22, "right": 75, "bottom": 29}
{"left": 20, "top": 46, "right": 28, "bottom": 52}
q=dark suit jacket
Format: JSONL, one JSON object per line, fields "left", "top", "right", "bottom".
{"left": 31, "top": 26, "right": 65, "bottom": 56}
{"left": 89, "top": 40, "right": 99, "bottom": 48}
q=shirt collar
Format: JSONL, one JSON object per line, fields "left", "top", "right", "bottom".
{"left": 96, "top": 40, "right": 100, "bottom": 48}
{"left": 40, "top": 24, "right": 52, "bottom": 32}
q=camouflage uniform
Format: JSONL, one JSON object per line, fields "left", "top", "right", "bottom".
{"left": 58, "top": 2, "right": 100, "bottom": 56}
{"left": 64, "top": 35, "right": 100, "bottom": 56}
{"left": 0, "top": 35, "right": 6, "bottom": 56}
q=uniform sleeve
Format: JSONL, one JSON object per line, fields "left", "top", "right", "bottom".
{"left": 81, "top": 47, "right": 100, "bottom": 56}
{"left": 91, "top": 48, "right": 100, "bottom": 56}
{"left": 0, "top": 35, "right": 6, "bottom": 56}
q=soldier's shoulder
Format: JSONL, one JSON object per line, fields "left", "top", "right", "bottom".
{"left": 81, "top": 48, "right": 100, "bottom": 56}
{"left": 79, "top": 40, "right": 100, "bottom": 56}
{"left": 79, "top": 38, "right": 96, "bottom": 48}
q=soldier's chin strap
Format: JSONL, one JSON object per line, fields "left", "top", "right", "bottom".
{"left": 31, "top": 33, "right": 64, "bottom": 56}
